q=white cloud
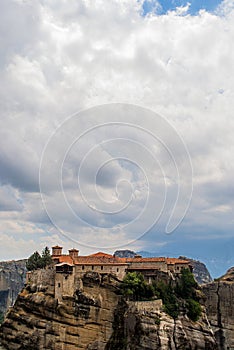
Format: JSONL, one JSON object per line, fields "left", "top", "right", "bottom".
{"left": 0, "top": 0, "right": 234, "bottom": 260}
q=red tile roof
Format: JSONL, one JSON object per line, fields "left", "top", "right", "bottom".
{"left": 74, "top": 256, "right": 127, "bottom": 265}
{"left": 52, "top": 255, "right": 73, "bottom": 264}
{"left": 52, "top": 250, "right": 189, "bottom": 267}
{"left": 88, "top": 252, "right": 113, "bottom": 258}
{"left": 166, "top": 258, "right": 189, "bottom": 265}
{"left": 123, "top": 257, "right": 166, "bottom": 263}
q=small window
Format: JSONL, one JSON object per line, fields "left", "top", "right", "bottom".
{"left": 92, "top": 265, "right": 94, "bottom": 270}
{"left": 101, "top": 266, "right": 103, "bottom": 270}
{"left": 82, "top": 265, "right": 85, "bottom": 270}
{"left": 58, "top": 283, "right": 61, "bottom": 288}
{"left": 117, "top": 268, "right": 119, "bottom": 272}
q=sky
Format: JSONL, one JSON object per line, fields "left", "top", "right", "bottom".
{"left": 1, "top": 0, "right": 234, "bottom": 277}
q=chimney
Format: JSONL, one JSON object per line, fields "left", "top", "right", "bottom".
{"left": 52, "top": 245, "right": 63, "bottom": 256}
{"left": 69, "top": 248, "right": 79, "bottom": 259}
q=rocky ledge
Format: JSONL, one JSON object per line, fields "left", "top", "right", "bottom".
{"left": 0, "top": 270, "right": 217, "bottom": 350}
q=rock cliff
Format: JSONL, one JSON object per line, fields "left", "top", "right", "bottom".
{"left": 107, "top": 300, "right": 217, "bottom": 350}
{"left": 202, "top": 267, "right": 234, "bottom": 350}
{"left": 0, "top": 260, "right": 26, "bottom": 316}
{"left": 0, "top": 269, "right": 218, "bottom": 350}
{"left": 0, "top": 270, "right": 121, "bottom": 350}
{"left": 179, "top": 257, "right": 212, "bottom": 285}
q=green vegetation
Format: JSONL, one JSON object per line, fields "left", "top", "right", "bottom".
{"left": 176, "top": 268, "right": 202, "bottom": 322}
{"left": 41, "top": 246, "right": 53, "bottom": 267}
{"left": 26, "top": 246, "right": 53, "bottom": 271}
{"left": 153, "top": 281, "right": 179, "bottom": 319}
{"left": 186, "top": 298, "right": 202, "bottom": 322}
{"left": 176, "top": 268, "right": 197, "bottom": 299}
{"left": 121, "top": 271, "right": 154, "bottom": 301}
{"left": 121, "top": 269, "right": 202, "bottom": 322}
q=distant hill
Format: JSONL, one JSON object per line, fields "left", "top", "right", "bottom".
{"left": 114, "top": 250, "right": 136, "bottom": 258}
{"left": 0, "top": 259, "right": 27, "bottom": 317}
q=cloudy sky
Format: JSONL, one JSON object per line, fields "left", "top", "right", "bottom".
{"left": 1, "top": 0, "right": 234, "bottom": 277}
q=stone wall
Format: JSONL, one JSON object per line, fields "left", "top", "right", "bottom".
{"left": 128, "top": 260, "right": 167, "bottom": 272}
{"left": 128, "top": 300, "right": 163, "bottom": 313}
{"left": 75, "top": 264, "right": 127, "bottom": 280}
{"left": 26, "top": 269, "right": 55, "bottom": 294}
{"left": 55, "top": 271, "right": 75, "bottom": 301}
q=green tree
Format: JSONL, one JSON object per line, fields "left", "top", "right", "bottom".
{"left": 41, "top": 246, "right": 52, "bottom": 268}
{"left": 186, "top": 299, "right": 202, "bottom": 322}
{"left": 176, "top": 268, "right": 198, "bottom": 299}
{"left": 121, "top": 272, "right": 154, "bottom": 301}
{"left": 153, "top": 281, "right": 179, "bottom": 319}
{"left": 26, "top": 247, "right": 53, "bottom": 271}
{"left": 26, "top": 251, "right": 43, "bottom": 271}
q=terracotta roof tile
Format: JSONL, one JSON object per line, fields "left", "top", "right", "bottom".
{"left": 52, "top": 255, "right": 73, "bottom": 264}
{"left": 52, "top": 249, "right": 190, "bottom": 267}
{"left": 125, "top": 257, "right": 166, "bottom": 263}
{"left": 166, "top": 258, "right": 189, "bottom": 264}
{"left": 88, "top": 252, "right": 113, "bottom": 258}
{"left": 73, "top": 255, "right": 127, "bottom": 265}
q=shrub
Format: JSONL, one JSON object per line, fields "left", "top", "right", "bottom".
{"left": 186, "top": 299, "right": 202, "bottom": 322}
{"left": 153, "top": 281, "right": 179, "bottom": 319}
{"left": 153, "top": 270, "right": 201, "bottom": 321}
{"left": 121, "top": 272, "right": 154, "bottom": 301}
{"left": 176, "top": 268, "right": 198, "bottom": 300}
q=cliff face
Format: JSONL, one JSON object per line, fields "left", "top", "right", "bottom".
{"left": 0, "top": 269, "right": 218, "bottom": 350}
{"left": 0, "top": 270, "right": 121, "bottom": 350}
{"left": 0, "top": 260, "right": 26, "bottom": 316}
{"left": 202, "top": 267, "right": 234, "bottom": 350}
{"left": 179, "top": 257, "right": 212, "bottom": 285}
{"left": 107, "top": 301, "right": 217, "bottom": 350}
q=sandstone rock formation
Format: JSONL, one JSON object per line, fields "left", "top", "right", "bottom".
{"left": 0, "top": 270, "right": 121, "bottom": 350}
{"left": 0, "top": 269, "right": 218, "bottom": 350}
{"left": 202, "top": 267, "right": 234, "bottom": 350}
{"left": 107, "top": 300, "right": 217, "bottom": 350}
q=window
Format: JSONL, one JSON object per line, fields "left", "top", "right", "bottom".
{"left": 101, "top": 266, "right": 103, "bottom": 270}
{"left": 117, "top": 268, "right": 119, "bottom": 272}
{"left": 82, "top": 265, "right": 84, "bottom": 270}
{"left": 58, "top": 283, "right": 61, "bottom": 288}
{"left": 92, "top": 265, "right": 94, "bottom": 270}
